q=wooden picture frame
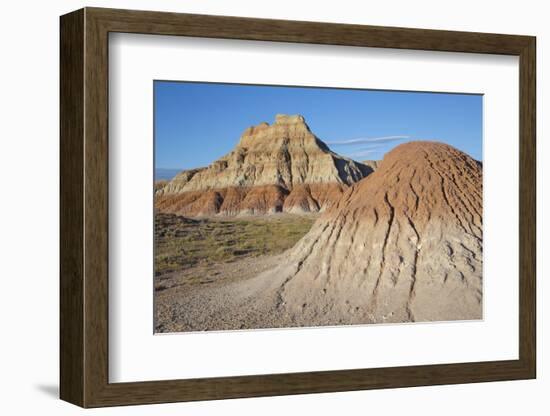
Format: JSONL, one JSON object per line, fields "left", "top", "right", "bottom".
{"left": 60, "top": 7, "right": 536, "bottom": 408}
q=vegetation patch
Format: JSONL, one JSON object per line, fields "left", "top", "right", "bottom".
{"left": 155, "top": 213, "right": 315, "bottom": 276}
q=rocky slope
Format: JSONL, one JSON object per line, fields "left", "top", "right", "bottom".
{"left": 156, "top": 141, "right": 483, "bottom": 331}
{"left": 156, "top": 114, "right": 373, "bottom": 216}
{"left": 271, "top": 141, "right": 483, "bottom": 325}
{"left": 362, "top": 160, "right": 380, "bottom": 170}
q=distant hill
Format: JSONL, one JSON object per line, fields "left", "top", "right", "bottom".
{"left": 155, "top": 168, "right": 184, "bottom": 181}
{"left": 155, "top": 114, "right": 374, "bottom": 216}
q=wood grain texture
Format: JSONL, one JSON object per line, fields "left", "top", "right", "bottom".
{"left": 59, "top": 8, "right": 84, "bottom": 407}
{"left": 59, "top": 7, "right": 537, "bottom": 408}
{"left": 518, "top": 38, "right": 536, "bottom": 375}
{"left": 83, "top": 10, "right": 110, "bottom": 406}
{"left": 88, "top": 7, "right": 532, "bottom": 54}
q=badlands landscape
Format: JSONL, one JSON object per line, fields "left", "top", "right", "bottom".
{"left": 154, "top": 114, "right": 482, "bottom": 332}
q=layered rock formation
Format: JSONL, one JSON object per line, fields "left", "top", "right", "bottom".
{"left": 156, "top": 114, "right": 373, "bottom": 216}
{"left": 157, "top": 141, "right": 483, "bottom": 331}
{"left": 362, "top": 160, "right": 380, "bottom": 171}
{"left": 268, "top": 141, "right": 483, "bottom": 325}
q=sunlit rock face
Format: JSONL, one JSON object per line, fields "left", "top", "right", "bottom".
{"left": 156, "top": 114, "right": 373, "bottom": 216}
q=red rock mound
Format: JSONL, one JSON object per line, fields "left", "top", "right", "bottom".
{"left": 270, "top": 141, "right": 483, "bottom": 324}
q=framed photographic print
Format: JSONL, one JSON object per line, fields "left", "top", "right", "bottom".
{"left": 60, "top": 7, "right": 536, "bottom": 407}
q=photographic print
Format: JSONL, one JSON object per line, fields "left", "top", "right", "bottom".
{"left": 154, "top": 81, "right": 483, "bottom": 333}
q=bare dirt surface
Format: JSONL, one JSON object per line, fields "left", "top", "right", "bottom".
{"left": 155, "top": 254, "right": 287, "bottom": 332}
{"left": 155, "top": 141, "right": 483, "bottom": 332}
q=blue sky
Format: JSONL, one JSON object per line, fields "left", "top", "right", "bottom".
{"left": 155, "top": 81, "right": 482, "bottom": 170}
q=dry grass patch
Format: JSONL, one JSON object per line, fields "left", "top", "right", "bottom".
{"left": 155, "top": 213, "right": 316, "bottom": 276}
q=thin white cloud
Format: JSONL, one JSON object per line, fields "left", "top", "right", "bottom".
{"left": 352, "top": 143, "right": 386, "bottom": 151}
{"left": 349, "top": 149, "right": 382, "bottom": 158}
{"left": 326, "top": 135, "right": 410, "bottom": 145}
